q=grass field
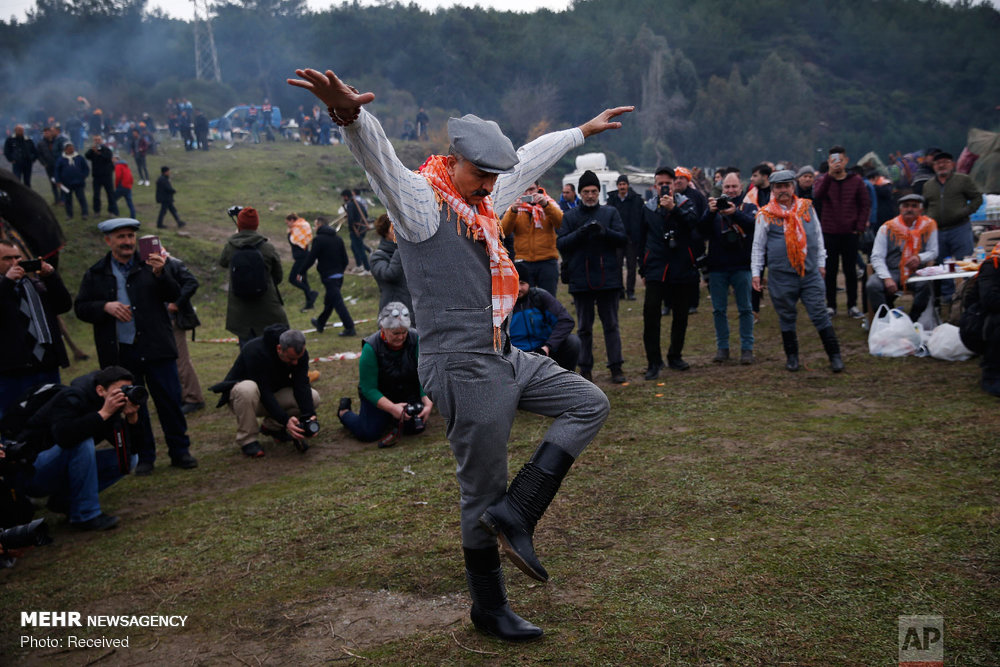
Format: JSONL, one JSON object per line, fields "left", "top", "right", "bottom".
{"left": 2, "top": 134, "right": 998, "bottom": 666}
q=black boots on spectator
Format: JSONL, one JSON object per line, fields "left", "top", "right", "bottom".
{"left": 479, "top": 441, "right": 574, "bottom": 582}
{"left": 781, "top": 330, "right": 799, "bottom": 372}
{"left": 464, "top": 546, "right": 543, "bottom": 641}
{"left": 819, "top": 326, "right": 845, "bottom": 373}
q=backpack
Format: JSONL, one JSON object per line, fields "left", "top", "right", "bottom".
{"left": 229, "top": 242, "right": 270, "bottom": 300}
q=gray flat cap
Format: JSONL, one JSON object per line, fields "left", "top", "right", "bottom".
{"left": 447, "top": 114, "right": 519, "bottom": 174}
{"left": 770, "top": 169, "right": 796, "bottom": 184}
{"left": 796, "top": 165, "right": 815, "bottom": 177}
{"left": 898, "top": 193, "right": 925, "bottom": 204}
{"left": 98, "top": 218, "right": 141, "bottom": 234}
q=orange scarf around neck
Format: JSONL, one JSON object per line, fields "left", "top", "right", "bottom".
{"left": 884, "top": 214, "right": 936, "bottom": 288}
{"left": 760, "top": 197, "right": 811, "bottom": 276}
{"left": 418, "top": 154, "right": 519, "bottom": 349}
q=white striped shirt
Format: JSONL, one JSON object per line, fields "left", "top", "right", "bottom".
{"left": 343, "top": 109, "right": 584, "bottom": 243}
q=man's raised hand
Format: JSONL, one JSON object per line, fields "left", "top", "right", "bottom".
{"left": 579, "top": 106, "right": 635, "bottom": 138}
{"left": 287, "top": 69, "right": 375, "bottom": 113}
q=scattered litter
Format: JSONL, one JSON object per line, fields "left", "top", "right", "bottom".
{"left": 402, "top": 466, "right": 415, "bottom": 476}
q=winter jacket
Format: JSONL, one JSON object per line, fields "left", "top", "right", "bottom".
{"left": 114, "top": 161, "right": 133, "bottom": 190}
{"left": 509, "top": 286, "right": 575, "bottom": 353}
{"left": 923, "top": 173, "right": 983, "bottom": 230}
{"left": 499, "top": 188, "right": 563, "bottom": 261}
{"left": 54, "top": 154, "right": 89, "bottom": 187}
{"left": 0, "top": 271, "right": 71, "bottom": 375}
{"left": 605, "top": 188, "right": 646, "bottom": 245}
{"left": 155, "top": 174, "right": 175, "bottom": 204}
{"left": 639, "top": 195, "right": 701, "bottom": 284}
{"left": 556, "top": 203, "right": 627, "bottom": 293}
{"left": 74, "top": 253, "right": 181, "bottom": 367}
{"left": 697, "top": 200, "right": 757, "bottom": 273}
{"left": 813, "top": 172, "right": 871, "bottom": 234}
{"left": 84, "top": 144, "right": 115, "bottom": 178}
{"left": 47, "top": 370, "right": 142, "bottom": 450}
{"left": 4, "top": 135, "right": 37, "bottom": 166}
{"left": 219, "top": 230, "right": 288, "bottom": 339}
{"left": 370, "top": 237, "right": 413, "bottom": 315}
{"left": 212, "top": 324, "right": 314, "bottom": 423}
{"left": 302, "top": 224, "right": 350, "bottom": 279}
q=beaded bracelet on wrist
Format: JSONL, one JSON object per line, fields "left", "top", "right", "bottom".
{"left": 327, "top": 85, "right": 361, "bottom": 127}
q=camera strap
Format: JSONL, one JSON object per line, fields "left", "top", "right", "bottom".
{"left": 112, "top": 425, "right": 129, "bottom": 474}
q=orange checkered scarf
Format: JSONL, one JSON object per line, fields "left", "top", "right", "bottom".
{"left": 287, "top": 217, "right": 313, "bottom": 250}
{"left": 514, "top": 188, "right": 551, "bottom": 229}
{"left": 760, "top": 197, "right": 811, "bottom": 276}
{"left": 418, "top": 154, "right": 519, "bottom": 349}
{"left": 884, "top": 214, "right": 936, "bottom": 288}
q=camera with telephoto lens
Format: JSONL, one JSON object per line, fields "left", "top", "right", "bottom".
{"left": 1, "top": 518, "right": 52, "bottom": 552}
{"left": 663, "top": 228, "right": 677, "bottom": 249}
{"left": 226, "top": 205, "right": 244, "bottom": 223}
{"left": 120, "top": 385, "right": 148, "bottom": 404}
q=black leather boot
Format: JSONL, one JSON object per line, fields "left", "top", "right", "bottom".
{"left": 479, "top": 442, "right": 575, "bottom": 582}
{"left": 819, "top": 326, "right": 845, "bottom": 372}
{"left": 464, "top": 547, "right": 543, "bottom": 641}
{"left": 781, "top": 330, "right": 799, "bottom": 372}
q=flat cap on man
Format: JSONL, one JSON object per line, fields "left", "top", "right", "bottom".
{"left": 898, "top": 193, "right": 925, "bottom": 204}
{"left": 98, "top": 218, "right": 141, "bottom": 234}
{"left": 447, "top": 114, "right": 519, "bottom": 174}
{"left": 770, "top": 169, "right": 796, "bottom": 184}
{"left": 796, "top": 165, "right": 816, "bottom": 177}
{"left": 933, "top": 151, "right": 954, "bottom": 162}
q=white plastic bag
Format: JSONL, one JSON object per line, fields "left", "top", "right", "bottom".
{"left": 926, "top": 323, "right": 974, "bottom": 361}
{"left": 868, "top": 305, "right": 922, "bottom": 357}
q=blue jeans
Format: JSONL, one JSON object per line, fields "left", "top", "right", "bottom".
{"left": 316, "top": 276, "right": 355, "bottom": 331}
{"left": 25, "top": 438, "right": 135, "bottom": 523}
{"left": 0, "top": 370, "right": 61, "bottom": 420}
{"left": 937, "top": 223, "right": 975, "bottom": 302}
{"left": 339, "top": 396, "right": 423, "bottom": 442}
{"left": 114, "top": 186, "right": 136, "bottom": 218}
{"left": 708, "top": 270, "right": 754, "bottom": 351}
{"left": 349, "top": 232, "right": 371, "bottom": 271}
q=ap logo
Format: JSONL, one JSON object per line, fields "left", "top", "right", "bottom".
{"left": 898, "top": 615, "right": 943, "bottom": 667}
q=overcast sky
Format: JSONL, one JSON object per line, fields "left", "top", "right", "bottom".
{"left": 0, "top": 0, "right": 574, "bottom": 21}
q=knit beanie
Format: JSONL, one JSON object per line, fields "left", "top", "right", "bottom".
{"left": 237, "top": 207, "right": 260, "bottom": 230}
{"left": 578, "top": 170, "right": 600, "bottom": 192}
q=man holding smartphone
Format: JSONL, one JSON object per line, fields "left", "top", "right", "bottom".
{"left": 74, "top": 219, "right": 198, "bottom": 475}
{"left": 501, "top": 180, "right": 563, "bottom": 295}
{"left": 0, "top": 240, "right": 72, "bottom": 418}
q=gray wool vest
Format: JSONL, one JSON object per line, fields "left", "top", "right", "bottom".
{"left": 764, "top": 207, "right": 822, "bottom": 275}
{"left": 396, "top": 204, "right": 506, "bottom": 355}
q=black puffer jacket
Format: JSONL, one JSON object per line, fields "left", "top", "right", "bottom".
{"left": 302, "top": 224, "right": 349, "bottom": 279}
{"left": 556, "top": 203, "right": 627, "bottom": 293}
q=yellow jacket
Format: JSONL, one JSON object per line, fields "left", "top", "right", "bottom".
{"left": 500, "top": 188, "right": 563, "bottom": 262}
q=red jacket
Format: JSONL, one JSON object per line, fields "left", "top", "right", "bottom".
{"left": 813, "top": 172, "right": 871, "bottom": 234}
{"left": 114, "top": 161, "right": 133, "bottom": 190}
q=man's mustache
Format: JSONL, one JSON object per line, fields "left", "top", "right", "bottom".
{"left": 471, "top": 189, "right": 490, "bottom": 198}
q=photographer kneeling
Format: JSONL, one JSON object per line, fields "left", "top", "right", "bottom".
{"left": 338, "top": 303, "right": 432, "bottom": 447}
{"left": 211, "top": 325, "right": 320, "bottom": 458}
{"left": 12, "top": 366, "right": 142, "bottom": 531}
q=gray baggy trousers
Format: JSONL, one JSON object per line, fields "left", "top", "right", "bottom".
{"left": 419, "top": 347, "right": 610, "bottom": 549}
{"left": 768, "top": 268, "right": 832, "bottom": 333}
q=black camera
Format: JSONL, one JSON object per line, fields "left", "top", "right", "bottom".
{"left": 1, "top": 518, "right": 52, "bottom": 552}
{"left": 404, "top": 403, "right": 423, "bottom": 417}
{"left": 18, "top": 258, "right": 42, "bottom": 272}
{"left": 302, "top": 416, "right": 320, "bottom": 437}
{"left": 120, "top": 385, "right": 148, "bottom": 404}
{"left": 226, "top": 205, "right": 244, "bottom": 222}
{"left": 663, "top": 228, "right": 677, "bottom": 249}
{"left": 716, "top": 195, "right": 732, "bottom": 211}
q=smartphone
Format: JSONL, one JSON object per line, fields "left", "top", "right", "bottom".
{"left": 520, "top": 195, "right": 534, "bottom": 204}
{"left": 660, "top": 186, "right": 670, "bottom": 197}
{"left": 138, "top": 235, "right": 161, "bottom": 262}
{"left": 18, "top": 258, "right": 42, "bottom": 272}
